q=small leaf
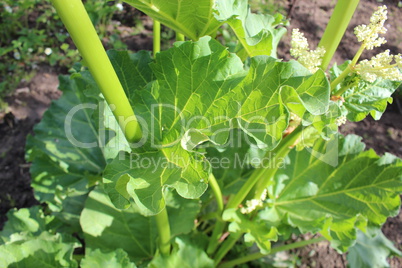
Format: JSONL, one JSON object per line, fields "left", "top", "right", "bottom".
{"left": 347, "top": 227, "right": 402, "bottom": 268}
{"left": 330, "top": 62, "right": 401, "bottom": 122}
{"left": 0, "top": 232, "right": 79, "bottom": 268}
{"left": 148, "top": 236, "right": 214, "bottom": 268}
{"left": 81, "top": 248, "right": 137, "bottom": 268}
{"left": 0, "top": 207, "right": 48, "bottom": 245}
{"left": 223, "top": 208, "right": 278, "bottom": 254}
{"left": 214, "top": 0, "right": 287, "bottom": 58}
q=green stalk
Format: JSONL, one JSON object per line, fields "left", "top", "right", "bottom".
{"left": 153, "top": 20, "right": 161, "bottom": 55}
{"left": 214, "top": 232, "right": 242, "bottom": 265}
{"left": 151, "top": 18, "right": 172, "bottom": 256}
{"left": 50, "top": 0, "right": 142, "bottom": 142}
{"left": 218, "top": 237, "right": 326, "bottom": 268}
{"left": 228, "top": 127, "right": 302, "bottom": 209}
{"left": 319, "top": 0, "right": 360, "bottom": 70}
{"left": 176, "top": 32, "right": 185, "bottom": 41}
{"left": 155, "top": 208, "right": 171, "bottom": 256}
{"left": 209, "top": 173, "right": 224, "bottom": 213}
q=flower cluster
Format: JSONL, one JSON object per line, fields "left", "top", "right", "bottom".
{"left": 335, "top": 116, "right": 347, "bottom": 126}
{"left": 354, "top": 5, "right": 387, "bottom": 50}
{"left": 355, "top": 50, "right": 402, "bottom": 82}
{"left": 240, "top": 189, "right": 268, "bottom": 214}
{"left": 290, "top": 29, "right": 326, "bottom": 73}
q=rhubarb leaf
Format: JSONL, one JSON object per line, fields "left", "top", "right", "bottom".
{"left": 103, "top": 37, "right": 330, "bottom": 214}
{"left": 261, "top": 135, "right": 402, "bottom": 252}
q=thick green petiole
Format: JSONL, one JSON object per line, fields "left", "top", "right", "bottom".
{"left": 50, "top": 0, "right": 142, "bottom": 142}
{"left": 155, "top": 208, "right": 171, "bottom": 256}
{"left": 319, "top": 0, "right": 360, "bottom": 70}
{"left": 153, "top": 20, "right": 161, "bottom": 56}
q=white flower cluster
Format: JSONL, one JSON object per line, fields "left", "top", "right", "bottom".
{"left": 240, "top": 189, "right": 268, "bottom": 214}
{"left": 355, "top": 50, "right": 402, "bottom": 82}
{"left": 290, "top": 29, "right": 326, "bottom": 73}
{"left": 354, "top": 5, "right": 387, "bottom": 50}
{"left": 335, "top": 116, "right": 347, "bottom": 126}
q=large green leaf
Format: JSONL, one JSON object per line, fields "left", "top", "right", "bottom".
{"left": 103, "top": 37, "right": 330, "bottom": 214}
{"left": 123, "top": 0, "right": 222, "bottom": 40}
{"left": 81, "top": 248, "right": 137, "bottom": 268}
{"left": 260, "top": 135, "right": 402, "bottom": 252}
{"left": 347, "top": 227, "right": 402, "bottom": 268}
{"left": 214, "top": 0, "right": 287, "bottom": 58}
{"left": 26, "top": 72, "right": 106, "bottom": 204}
{"left": 148, "top": 236, "right": 214, "bottom": 268}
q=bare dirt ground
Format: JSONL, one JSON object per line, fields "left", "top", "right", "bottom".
{"left": 0, "top": 0, "right": 401, "bottom": 266}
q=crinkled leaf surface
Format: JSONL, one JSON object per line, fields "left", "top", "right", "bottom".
{"left": 103, "top": 37, "right": 330, "bottom": 214}
{"left": 0, "top": 232, "right": 79, "bottom": 268}
{"left": 148, "top": 236, "right": 214, "bottom": 268}
{"left": 26, "top": 72, "right": 106, "bottom": 205}
{"left": 81, "top": 248, "right": 137, "bottom": 268}
{"left": 330, "top": 62, "right": 400, "bottom": 122}
{"left": 260, "top": 135, "right": 402, "bottom": 252}
{"left": 214, "top": 0, "right": 287, "bottom": 58}
{"left": 123, "top": 0, "right": 221, "bottom": 40}
{"left": 347, "top": 227, "right": 402, "bottom": 268}
{"left": 223, "top": 208, "right": 278, "bottom": 254}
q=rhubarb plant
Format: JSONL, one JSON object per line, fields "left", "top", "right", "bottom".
{"left": 1, "top": 0, "right": 402, "bottom": 267}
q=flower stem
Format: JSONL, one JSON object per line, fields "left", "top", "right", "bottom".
{"left": 218, "top": 237, "right": 326, "bottom": 268}
{"left": 330, "top": 65, "right": 352, "bottom": 92}
{"left": 319, "top": 0, "right": 360, "bottom": 70}
{"left": 153, "top": 20, "right": 161, "bottom": 55}
{"left": 228, "top": 126, "right": 302, "bottom": 209}
{"left": 155, "top": 208, "right": 171, "bottom": 256}
{"left": 50, "top": 0, "right": 142, "bottom": 142}
{"left": 176, "top": 32, "right": 185, "bottom": 41}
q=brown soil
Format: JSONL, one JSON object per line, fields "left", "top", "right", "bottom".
{"left": 0, "top": 0, "right": 401, "bottom": 266}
